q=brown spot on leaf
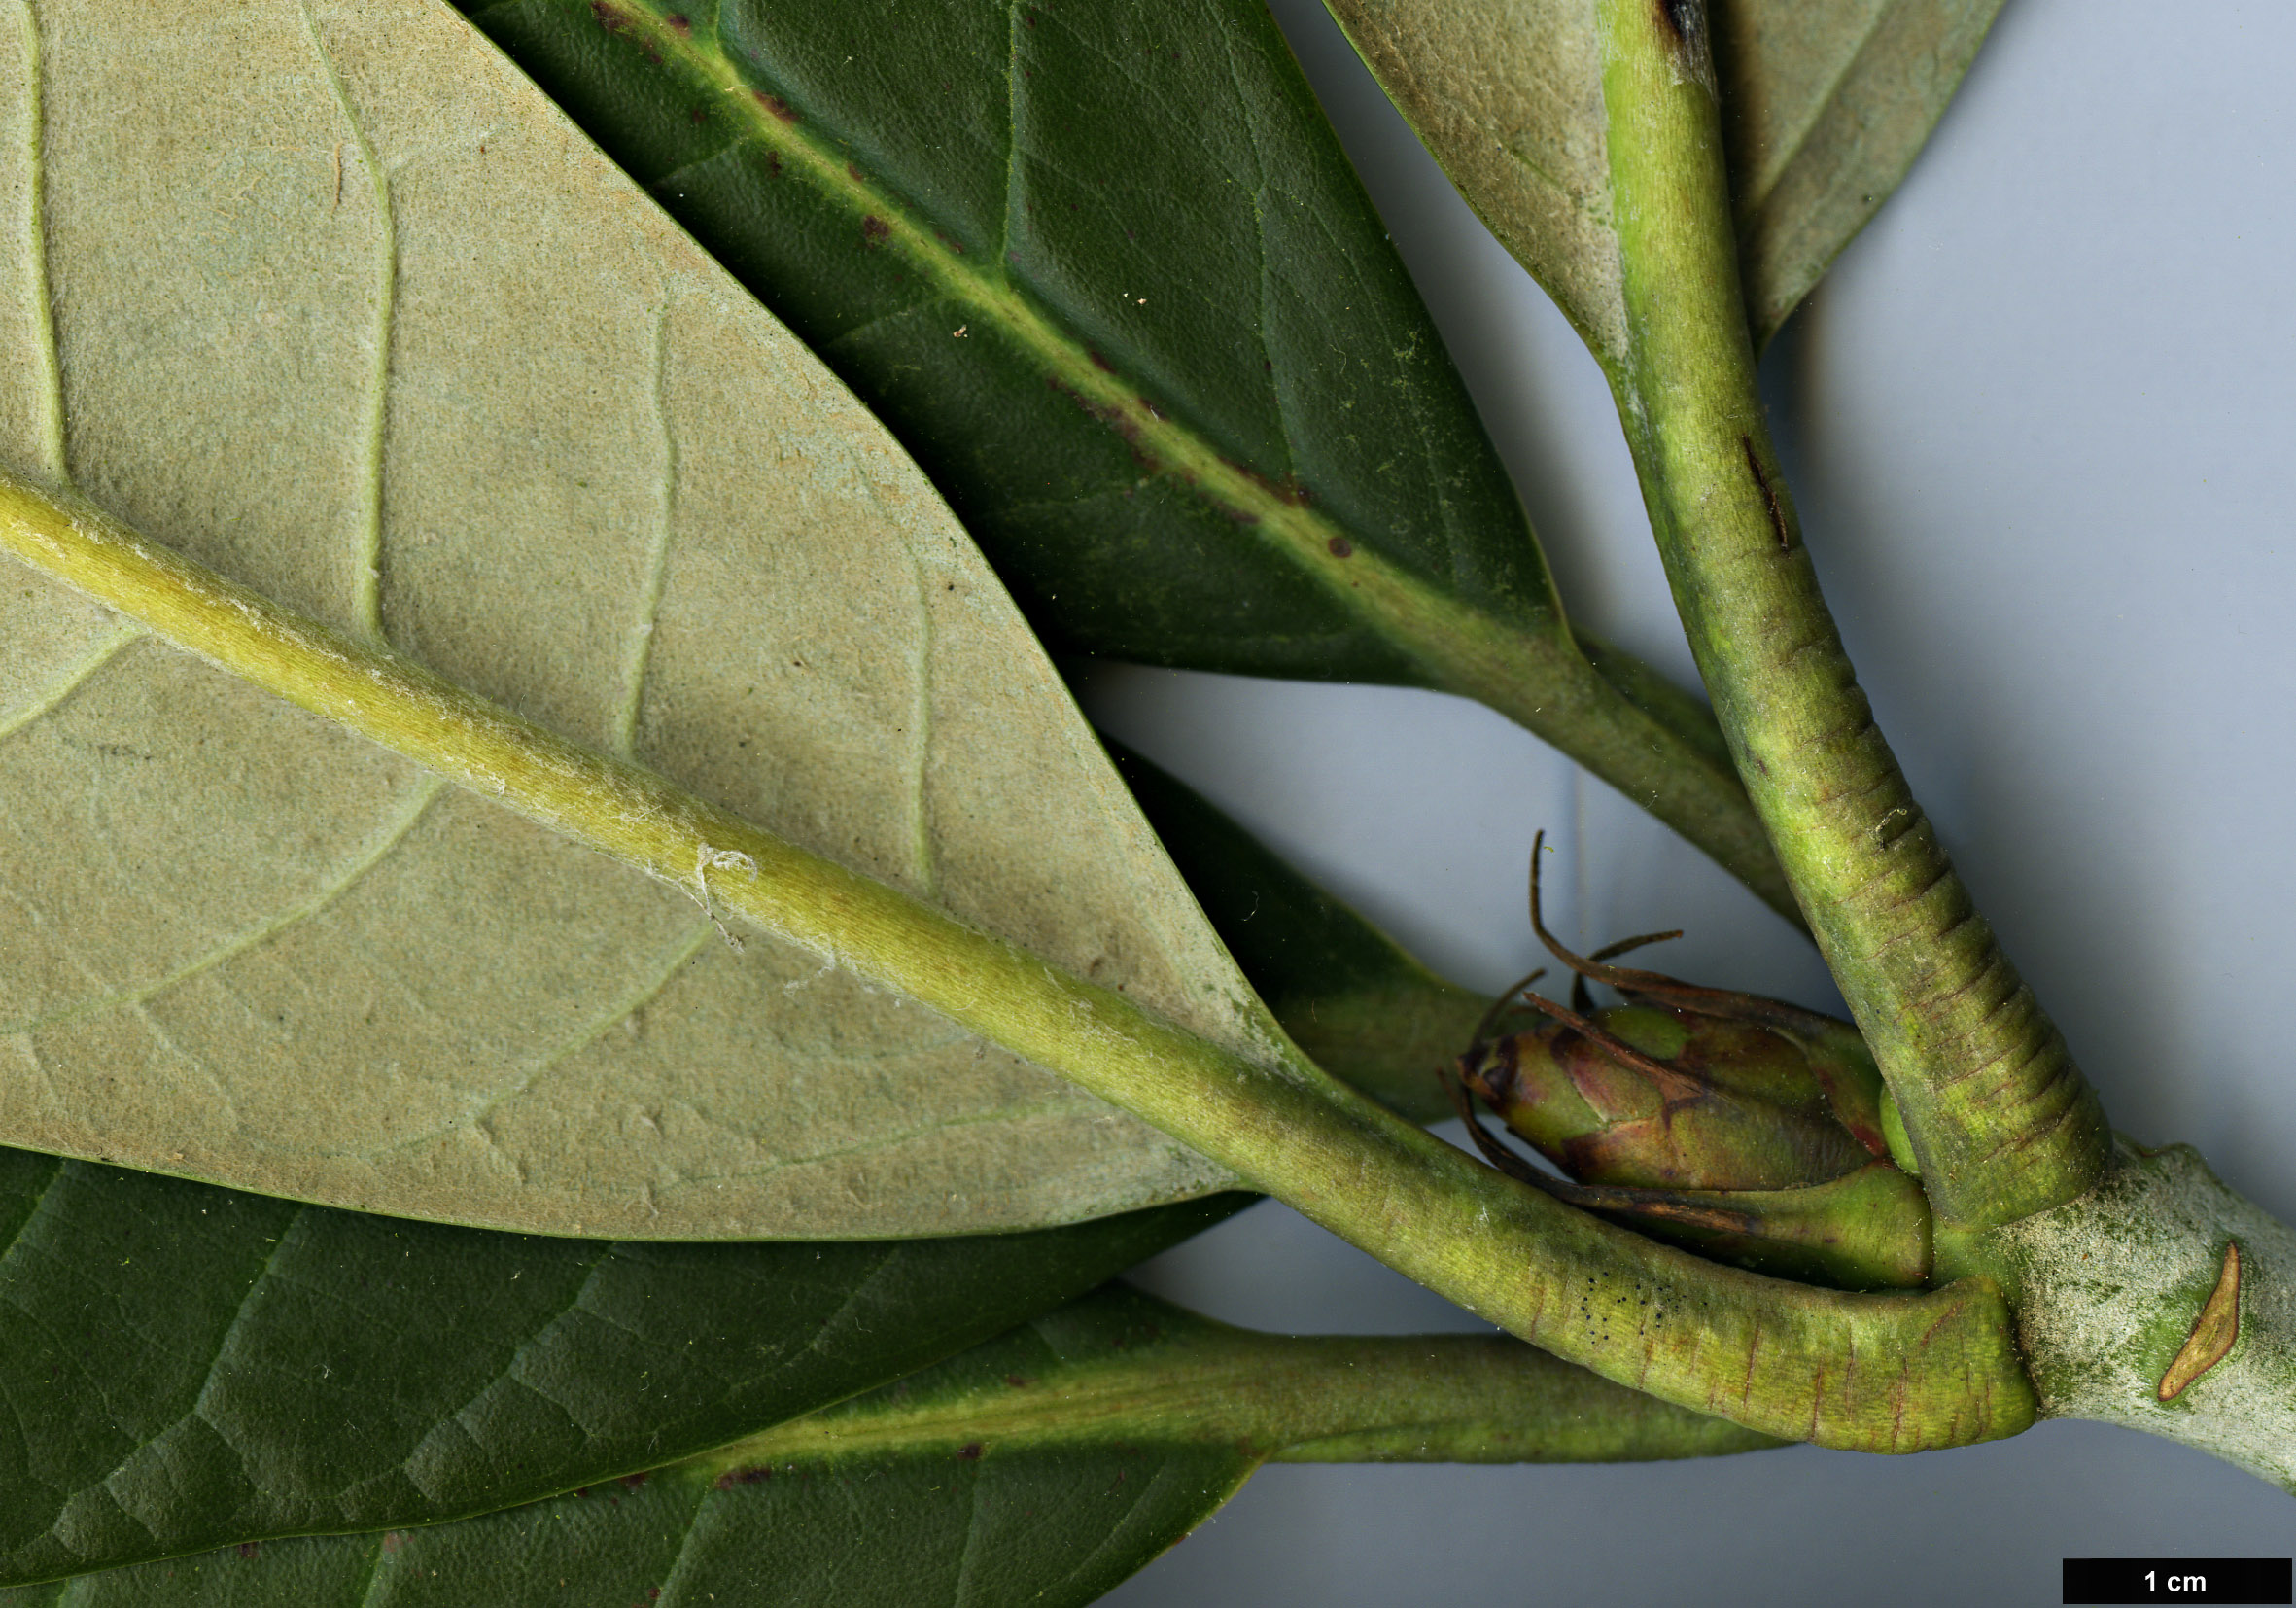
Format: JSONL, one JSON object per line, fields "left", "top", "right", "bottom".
{"left": 1088, "top": 348, "right": 1114, "bottom": 372}
{"left": 1043, "top": 377, "right": 1161, "bottom": 472}
{"left": 1218, "top": 457, "right": 1313, "bottom": 508}
{"left": 956, "top": 1441, "right": 985, "bottom": 1460}
{"left": 861, "top": 216, "right": 890, "bottom": 246}
{"left": 237, "top": 1542, "right": 261, "bottom": 1560}
{"left": 590, "top": 0, "right": 629, "bottom": 31}
{"left": 753, "top": 90, "right": 799, "bottom": 123}
{"left": 2159, "top": 1241, "right": 2242, "bottom": 1401}
{"left": 1327, "top": 537, "right": 1352, "bottom": 558}
{"left": 665, "top": 11, "right": 691, "bottom": 30}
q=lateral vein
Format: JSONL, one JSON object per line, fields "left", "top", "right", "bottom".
{"left": 16, "top": 0, "right": 63, "bottom": 483}
{"left": 299, "top": 0, "right": 396, "bottom": 645}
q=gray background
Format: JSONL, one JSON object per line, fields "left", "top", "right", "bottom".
{"left": 1081, "top": 1, "right": 2296, "bottom": 1601}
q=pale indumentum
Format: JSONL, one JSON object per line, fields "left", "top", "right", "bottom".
{"left": 0, "top": 0, "right": 2290, "bottom": 1600}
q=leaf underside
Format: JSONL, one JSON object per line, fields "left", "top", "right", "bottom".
{"left": 0, "top": 0, "right": 1993, "bottom": 1597}
{"left": 0, "top": 0, "right": 1284, "bottom": 1238}
{"left": 1319, "top": 0, "right": 2006, "bottom": 361}
{"left": 451, "top": 0, "right": 1811, "bottom": 926}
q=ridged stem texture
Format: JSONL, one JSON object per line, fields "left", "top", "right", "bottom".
{"left": 1596, "top": 0, "right": 2109, "bottom": 1231}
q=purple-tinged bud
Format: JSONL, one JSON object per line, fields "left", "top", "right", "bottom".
{"left": 1459, "top": 1002, "right": 1882, "bottom": 1193}
{"left": 1443, "top": 833, "right": 1932, "bottom": 1290}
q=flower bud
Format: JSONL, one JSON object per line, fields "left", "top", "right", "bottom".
{"left": 1443, "top": 834, "right": 1932, "bottom": 1290}
{"left": 1459, "top": 1002, "right": 1879, "bottom": 1192}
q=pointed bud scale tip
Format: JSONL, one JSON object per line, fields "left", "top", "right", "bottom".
{"left": 1448, "top": 839, "right": 1930, "bottom": 1288}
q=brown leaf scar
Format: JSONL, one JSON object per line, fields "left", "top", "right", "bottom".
{"left": 2158, "top": 1241, "right": 2241, "bottom": 1402}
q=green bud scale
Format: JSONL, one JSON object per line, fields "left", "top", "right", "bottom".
{"left": 1444, "top": 836, "right": 1931, "bottom": 1291}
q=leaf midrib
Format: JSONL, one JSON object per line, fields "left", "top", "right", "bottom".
{"left": 585, "top": 0, "right": 1547, "bottom": 661}
{"left": 686, "top": 1325, "right": 1568, "bottom": 1471}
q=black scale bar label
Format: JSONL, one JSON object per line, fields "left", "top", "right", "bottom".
{"left": 2065, "top": 1558, "right": 2292, "bottom": 1604}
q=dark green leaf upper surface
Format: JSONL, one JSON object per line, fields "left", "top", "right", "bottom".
{"left": 0, "top": 1148, "right": 1240, "bottom": 1585}
{"left": 3, "top": 1286, "right": 1776, "bottom": 1605}
{"left": 0, "top": 1443, "right": 1246, "bottom": 1608}
{"left": 463, "top": 0, "right": 1548, "bottom": 683}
